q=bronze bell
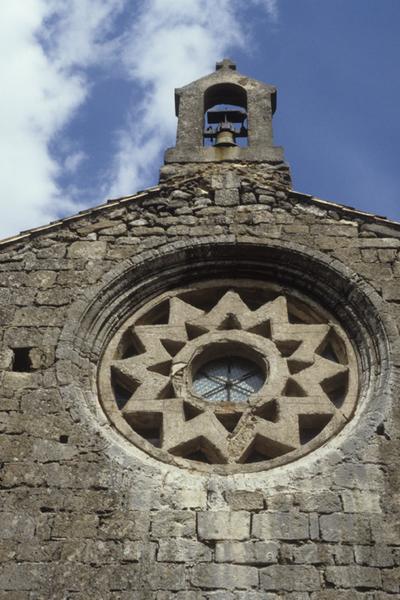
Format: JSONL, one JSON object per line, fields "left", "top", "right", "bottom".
{"left": 214, "top": 123, "right": 237, "bottom": 147}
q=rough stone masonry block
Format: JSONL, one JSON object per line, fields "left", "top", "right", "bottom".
{"left": 190, "top": 564, "right": 258, "bottom": 590}
{"left": 212, "top": 172, "right": 240, "bottom": 189}
{"left": 309, "top": 593, "right": 376, "bottom": 600}
{"left": 0, "top": 563, "right": 49, "bottom": 592}
{"left": 235, "top": 593, "right": 279, "bottom": 600}
{"left": 333, "top": 464, "right": 385, "bottom": 490}
{"left": 319, "top": 514, "right": 371, "bottom": 544}
{"left": 260, "top": 565, "right": 321, "bottom": 591}
{"left": 383, "top": 281, "right": 400, "bottom": 301}
{"left": 197, "top": 511, "right": 251, "bottom": 541}
{"left": 293, "top": 491, "right": 342, "bottom": 513}
{"left": 148, "top": 563, "right": 186, "bottom": 591}
{"left": 224, "top": 490, "right": 264, "bottom": 511}
{"left": 382, "top": 567, "right": 400, "bottom": 593}
{"left": 166, "top": 486, "right": 207, "bottom": 509}
{"left": 52, "top": 513, "right": 99, "bottom": 539}
{"left": 214, "top": 189, "right": 240, "bottom": 207}
{"left": 99, "top": 511, "right": 150, "bottom": 540}
{"left": 341, "top": 490, "right": 381, "bottom": 513}
{"left": 252, "top": 512, "right": 309, "bottom": 540}
{"left": 203, "top": 592, "right": 235, "bottom": 600}
{"left": 151, "top": 510, "right": 196, "bottom": 538}
{"left": 324, "top": 566, "right": 382, "bottom": 589}
{"left": 370, "top": 514, "right": 400, "bottom": 544}
{"left": 354, "top": 544, "right": 394, "bottom": 567}
{"left": 0, "top": 512, "right": 35, "bottom": 540}
{"left": 157, "top": 539, "right": 212, "bottom": 562}
{"left": 215, "top": 541, "right": 278, "bottom": 564}
{"left": 156, "top": 593, "right": 206, "bottom": 600}
{"left": 67, "top": 241, "right": 107, "bottom": 259}
{"left": 290, "top": 542, "right": 331, "bottom": 565}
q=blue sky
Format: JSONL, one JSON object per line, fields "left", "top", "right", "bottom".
{"left": 1, "top": 0, "right": 399, "bottom": 238}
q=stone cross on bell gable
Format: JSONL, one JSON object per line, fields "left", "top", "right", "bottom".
{"left": 216, "top": 58, "right": 237, "bottom": 71}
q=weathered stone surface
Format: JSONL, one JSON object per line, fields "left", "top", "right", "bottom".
{"left": 383, "top": 281, "right": 400, "bottom": 301}
{"left": 288, "top": 542, "right": 332, "bottom": 565}
{"left": 310, "top": 593, "right": 376, "bottom": 600}
{"left": 52, "top": 513, "right": 99, "bottom": 538}
{"left": 197, "top": 512, "right": 251, "bottom": 541}
{"left": 252, "top": 513, "right": 309, "bottom": 540}
{"left": 148, "top": 564, "right": 186, "bottom": 590}
{"left": 369, "top": 514, "right": 400, "bottom": 544}
{"left": 0, "top": 512, "right": 35, "bottom": 540}
{"left": 225, "top": 490, "right": 264, "bottom": 511}
{"left": 0, "top": 564, "right": 49, "bottom": 591}
{"left": 361, "top": 222, "right": 400, "bottom": 239}
{"left": 319, "top": 514, "right": 372, "bottom": 544}
{"left": 260, "top": 565, "right": 321, "bottom": 591}
{"left": 293, "top": 492, "right": 342, "bottom": 513}
{"left": 258, "top": 194, "right": 275, "bottom": 205}
{"left": 235, "top": 593, "right": 278, "bottom": 600}
{"left": 99, "top": 223, "right": 127, "bottom": 235}
{"left": 156, "top": 593, "right": 205, "bottom": 600}
{"left": 67, "top": 240, "right": 107, "bottom": 259}
{"left": 99, "top": 512, "right": 150, "bottom": 540}
{"left": 354, "top": 545, "right": 394, "bottom": 567}
{"left": 214, "top": 189, "right": 240, "bottom": 207}
{"left": 158, "top": 539, "right": 212, "bottom": 562}
{"left": 341, "top": 490, "right": 381, "bottom": 513}
{"left": 215, "top": 541, "right": 278, "bottom": 564}
{"left": 190, "top": 564, "right": 258, "bottom": 589}
{"left": 382, "top": 567, "right": 400, "bottom": 593}
{"left": 151, "top": 511, "right": 196, "bottom": 538}
{"left": 324, "top": 566, "right": 382, "bottom": 588}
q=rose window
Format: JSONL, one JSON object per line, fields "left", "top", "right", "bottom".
{"left": 98, "top": 281, "right": 358, "bottom": 472}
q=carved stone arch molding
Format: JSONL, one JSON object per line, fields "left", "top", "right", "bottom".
{"left": 59, "top": 237, "right": 396, "bottom": 475}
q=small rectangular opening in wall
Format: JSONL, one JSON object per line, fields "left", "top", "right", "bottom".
{"left": 12, "top": 348, "right": 33, "bottom": 372}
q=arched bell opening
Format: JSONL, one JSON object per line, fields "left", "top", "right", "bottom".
{"left": 203, "top": 83, "right": 248, "bottom": 148}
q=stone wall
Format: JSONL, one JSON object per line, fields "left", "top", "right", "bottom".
{"left": 0, "top": 163, "right": 399, "bottom": 598}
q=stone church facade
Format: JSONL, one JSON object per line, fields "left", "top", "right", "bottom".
{"left": 0, "top": 60, "right": 399, "bottom": 598}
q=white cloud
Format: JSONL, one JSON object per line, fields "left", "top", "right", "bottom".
{"left": 64, "top": 150, "right": 88, "bottom": 173}
{"left": 0, "top": 0, "right": 123, "bottom": 238}
{"left": 251, "top": 0, "right": 279, "bottom": 22}
{"left": 43, "top": 0, "right": 125, "bottom": 69}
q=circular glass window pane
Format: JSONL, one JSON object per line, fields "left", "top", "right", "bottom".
{"left": 193, "top": 356, "right": 264, "bottom": 402}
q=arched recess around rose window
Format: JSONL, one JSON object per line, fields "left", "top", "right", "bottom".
{"left": 203, "top": 83, "right": 248, "bottom": 148}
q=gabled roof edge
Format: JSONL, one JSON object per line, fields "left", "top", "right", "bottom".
{"left": 0, "top": 185, "right": 162, "bottom": 249}
{"left": 0, "top": 182, "right": 399, "bottom": 250}
{"left": 290, "top": 190, "right": 400, "bottom": 229}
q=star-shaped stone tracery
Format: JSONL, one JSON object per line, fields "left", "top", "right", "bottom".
{"left": 106, "top": 286, "right": 356, "bottom": 465}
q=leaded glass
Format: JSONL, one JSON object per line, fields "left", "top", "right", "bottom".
{"left": 193, "top": 356, "right": 264, "bottom": 402}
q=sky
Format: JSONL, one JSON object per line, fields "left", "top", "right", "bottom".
{"left": 0, "top": 0, "right": 399, "bottom": 239}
